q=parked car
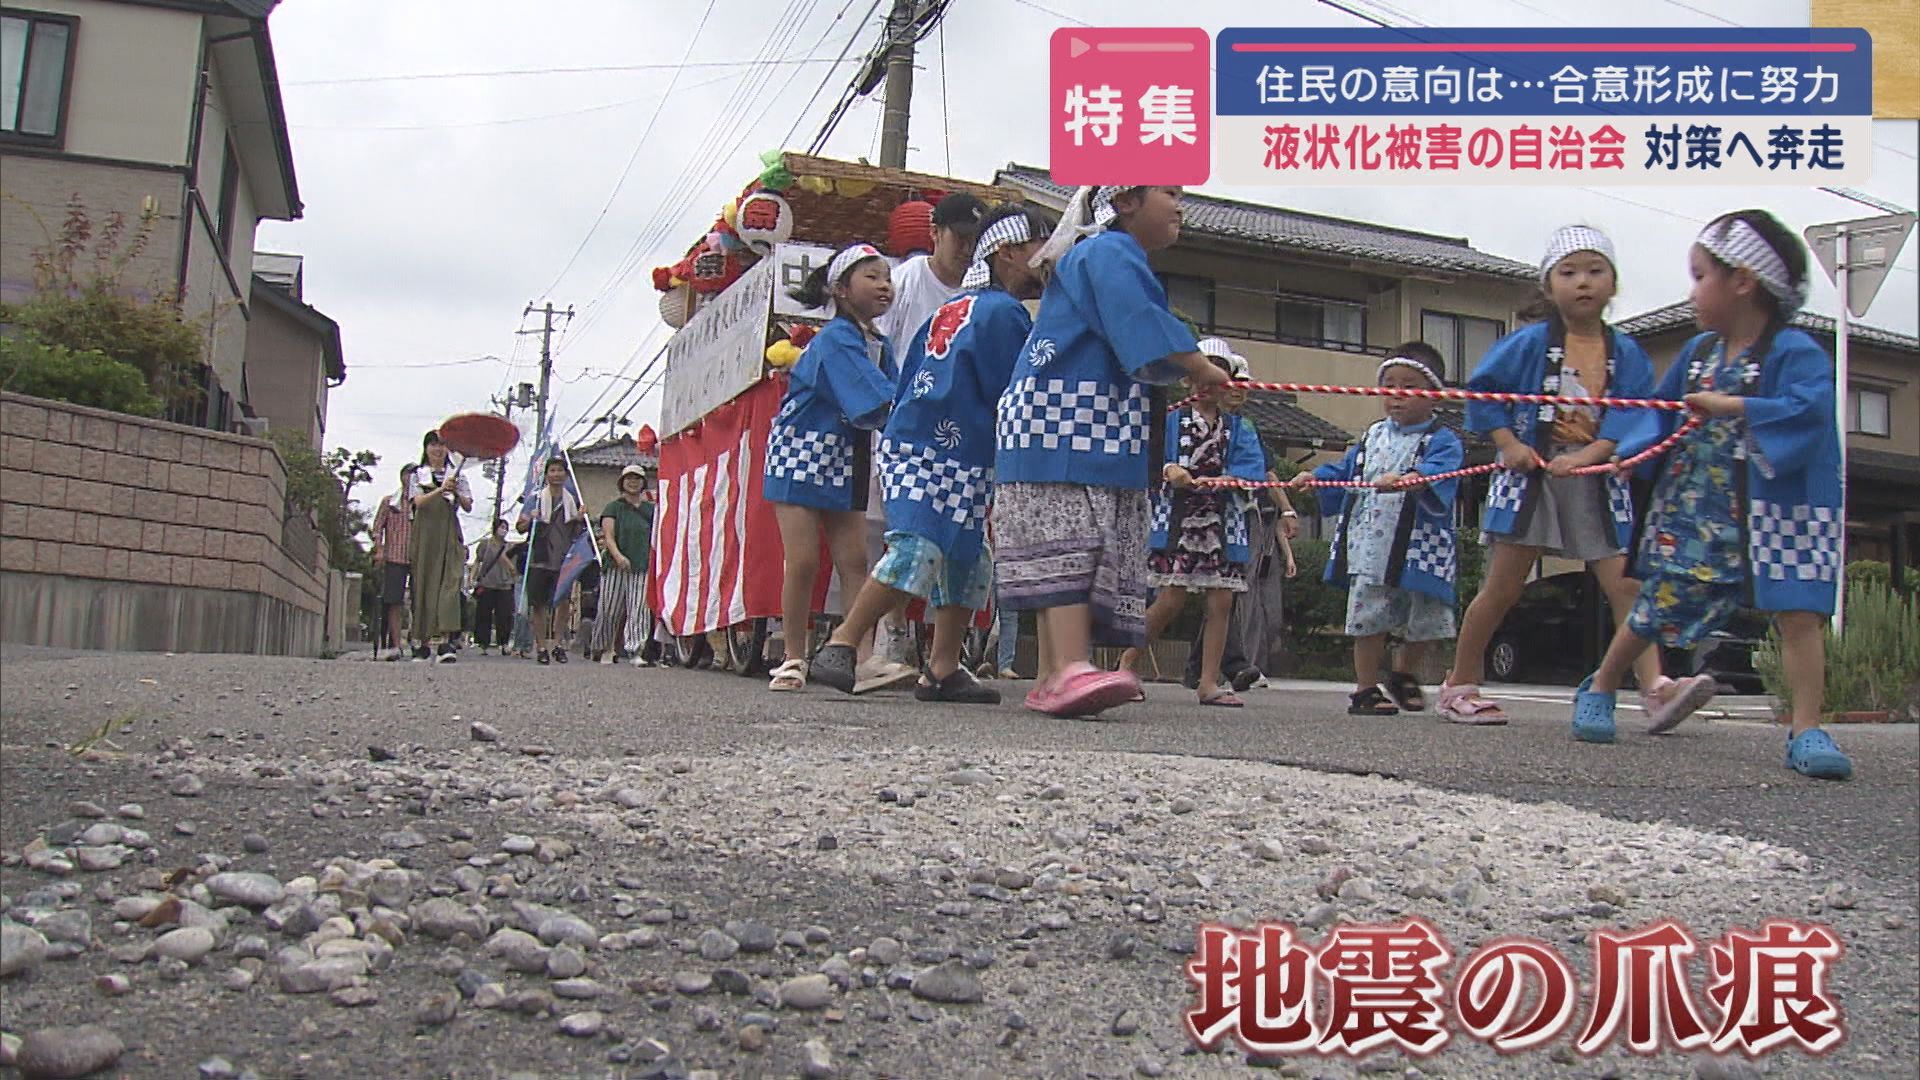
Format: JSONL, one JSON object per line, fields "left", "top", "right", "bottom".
{"left": 1484, "top": 570, "right": 1767, "bottom": 693}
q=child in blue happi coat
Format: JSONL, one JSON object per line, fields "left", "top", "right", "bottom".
{"left": 762, "top": 243, "right": 898, "bottom": 692}
{"left": 992, "top": 185, "right": 1230, "bottom": 719}
{"left": 1573, "top": 210, "right": 1851, "bottom": 780}
{"left": 1440, "top": 225, "right": 1693, "bottom": 727}
{"left": 1295, "top": 344, "right": 1465, "bottom": 716}
{"left": 809, "top": 205, "right": 1053, "bottom": 704}
{"left": 1118, "top": 338, "right": 1269, "bottom": 707}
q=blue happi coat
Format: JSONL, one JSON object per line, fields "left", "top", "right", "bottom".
{"left": 1313, "top": 417, "right": 1466, "bottom": 605}
{"left": 1147, "top": 409, "right": 1269, "bottom": 565}
{"left": 878, "top": 288, "right": 1033, "bottom": 564}
{"left": 995, "top": 230, "right": 1197, "bottom": 489}
{"left": 1465, "top": 320, "right": 1660, "bottom": 549}
{"left": 763, "top": 316, "right": 898, "bottom": 511}
{"left": 1622, "top": 328, "right": 1843, "bottom": 615}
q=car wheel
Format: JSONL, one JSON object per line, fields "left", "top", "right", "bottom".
{"left": 1486, "top": 635, "right": 1522, "bottom": 683}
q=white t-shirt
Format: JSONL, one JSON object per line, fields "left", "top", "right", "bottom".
{"left": 876, "top": 255, "right": 965, "bottom": 350}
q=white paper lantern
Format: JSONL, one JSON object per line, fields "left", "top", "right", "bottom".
{"left": 658, "top": 285, "right": 692, "bottom": 330}
{"left": 735, "top": 192, "right": 795, "bottom": 255}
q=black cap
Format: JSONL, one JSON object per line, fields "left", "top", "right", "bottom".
{"left": 932, "top": 193, "right": 987, "bottom": 230}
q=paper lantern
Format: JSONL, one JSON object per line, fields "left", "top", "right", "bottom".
{"left": 689, "top": 247, "right": 743, "bottom": 295}
{"left": 634, "top": 425, "right": 658, "bottom": 455}
{"left": 888, "top": 199, "right": 934, "bottom": 257}
{"left": 736, "top": 192, "right": 794, "bottom": 255}
{"left": 765, "top": 340, "right": 801, "bottom": 368}
{"left": 658, "top": 286, "right": 692, "bottom": 329}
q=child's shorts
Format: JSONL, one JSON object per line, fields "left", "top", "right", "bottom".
{"left": 1626, "top": 572, "right": 1744, "bottom": 648}
{"left": 872, "top": 530, "right": 993, "bottom": 611}
{"left": 1345, "top": 581, "right": 1455, "bottom": 641}
{"left": 990, "top": 482, "right": 1150, "bottom": 648}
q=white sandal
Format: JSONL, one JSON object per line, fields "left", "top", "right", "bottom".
{"left": 1436, "top": 680, "right": 1509, "bottom": 725}
{"left": 768, "top": 658, "right": 808, "bottom": 692}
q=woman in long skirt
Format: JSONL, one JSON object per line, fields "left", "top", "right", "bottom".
{"left": 409, "top": 430, "right": 474, "bottom": 662}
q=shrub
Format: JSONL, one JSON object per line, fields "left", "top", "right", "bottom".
{"left": 1846, "top": 559, "right": 1914, "bottom": 594}
{"left": 1755, "top": 581, "right": 1920, "bottom": 716}
{"left": 0, "top": 337, "right": 162, "bottom": 417}
{"left": 1283, "top": 538, "right": 1349, "bottom": 638}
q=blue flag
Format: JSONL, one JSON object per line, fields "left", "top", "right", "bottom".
{"left": 551, "top": 527, "right": 597, "bottom": 606}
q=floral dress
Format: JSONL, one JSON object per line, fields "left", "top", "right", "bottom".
{"left": 1629, "top": 340, "right": 1753, "bottom": 647}
{"left": 1149, "top": 411, "right": 1247, "bottom": 593}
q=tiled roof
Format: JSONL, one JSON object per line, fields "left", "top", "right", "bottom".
{"left": 1616, "top": 301, "right": 1920, "bottom": 355}
{"left": 1239, "top": 392, "right": 1353, "bottom": 449}
{"left": 995, "top": 165, "right": 1539, "bottom": 281}
{"left": 571, "top": 434, "right": 659, "bottom": 470}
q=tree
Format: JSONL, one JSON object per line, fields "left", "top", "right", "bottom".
{"left": 0, "top": 195, "right": 204, "bottom": 416}
{"left": 270, "top": 430, "right": 377, "bottom": 576}
{"left": 326, "top": 446, "right": 380, "bottom": 518}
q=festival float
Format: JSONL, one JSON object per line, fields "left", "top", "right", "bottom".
{"left": 646, "top": 152, "right": 1020, "bottom": 674}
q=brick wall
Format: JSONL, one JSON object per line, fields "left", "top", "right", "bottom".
{"left": 0, "top": 391, "right": 330, "bottom": 654}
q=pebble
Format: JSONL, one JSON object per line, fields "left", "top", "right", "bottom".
{"left": 174, "top": 821, "right": 198, "bottom": 836}
{"left": 330, "top": 985, "right": 379, "bottom": 1007}
{"left": 487, "top": 929, "right": 548, "bottom": 973}
{"left": 1298, "top": 836, "right": 1334, "bottom": 855}
{"left": 241, "top": 833, "right": 271, "bottom": 854}
{"left": 1136, "top": 1057, "right": 1166, "bottom": 1077}
{"left": 502, "top": 835, "right": 537, "bottom": 855}
{"left": 14, "top": 1025, "right": 125, "bottom": 1079}
{"left": 94, "top": 973, "right": 132, "bottom": 996}
{"left": 712, "top": 968, "right": 752, "bottom": 995}
{"left": 738, "top": 1025, "right": 768, "bottom": 1052}
{"left": 727, "top": 920, "right": 779, "bottom": 953}
{"left": 207, "top": 872, "right": 286, "bottom": 909}
{"left": 1823, "top": 882, "right": 1859, "bottom": 911}
{"left": 149, "top": 926, "right": 216, "bottom": 964}
{"left": 779, "top": 973, "right": 835, "bottom": 1010}
{"left": 1111, "top": 1009, "right": 1141, "bottom": 1036}
{"left": 69, "top": 801, "right": 108, "bottom": 819}
{"left": 552, "top": 977, "right": 605, "bottom": 1000}
{"left": 867, "top": 936, "right": 904, "bottom": 965}
{"left": 278, "top": 957, "right": 366, "bottom": 994}
{"left": 1587, "top": 884, "right": 1629, "bottom": 908}
{"left": 77, "top": 823, "right": 123, "bottom": 846}
{"left": 537, "top": 915, "right": 599, "bottom": 949}
{"left": 673, "top": 970, "right": 713, "bottom": 995}
{"left": 801, "top": 1037, "right": 836, "bottom": 1078}
{"left": 1038, "top": 783, "right": 1067, "bottom": 800}
{"left": 1302, "top": 903, "right": 1340, "bottom": 930}
{"left": 558, "top": 1011, "right": 605, "bottom": 1038}
{"left": 234, "top": 935, "right": 272, "bottom": 959}
{"left": 910, "top": 960, "right": 985, "bottom": 1003}
{"left": 413, "top": 899, "right": 488, "bottom": 941}
{"left": 472, "top": 983, "right": 509, "bottom": 1010}
{"left": 169, "top": 773, "right": 206, "bottom": 797}
{"left": 1170, "top": 795, "right": 1198, "bottom": 814}
{"left": 32, "top": 911, "right": 89, "bottom": 947}
{"left": 198, "top": 1057, "right": 238, "bottom": 1079}
{"left": 415, "top": 993, "right": 460, "bottom": 1027}
{"left": 116, "top": 804, "right": 145, "bottom": 820}
{"left": 2, "top": 922, "right": 51, "bottom": 978}
{"left": 74, "top": 847, "right": 128, "bottom": 872}
{"left": 469, "top": 721, "right": 502, "bottom": 743}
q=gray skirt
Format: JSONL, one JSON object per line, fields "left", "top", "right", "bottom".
{"left": 1484, "top": 468, "right": 1623, "bottom": 563}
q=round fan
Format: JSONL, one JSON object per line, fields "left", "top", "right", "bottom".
{"left": 437, "top": 412, "right": 521, "bottom": 460}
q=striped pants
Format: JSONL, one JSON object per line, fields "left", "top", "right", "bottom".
{"left": 593, "top": 566, "right": 651, "bottom": 656}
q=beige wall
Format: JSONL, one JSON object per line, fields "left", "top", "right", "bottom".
{"left": 244, "top": 298, "right": 324, "bottom": 448}
{"left": 13, "top": 0, "right": 200, "bottom": 165}
{"left": 0, "top": 155, "right": 184, "bottom": 302}
{"left": 1638, "top": 328, "right": 1920, "bottom": 459}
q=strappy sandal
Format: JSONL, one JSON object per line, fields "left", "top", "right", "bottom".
{"left": 1435, "top": 681, "right": 1509, "bottom": 726}
{"left": 1348, "top": 686, "right": 1400, "bottom": 716}
{"left": 768, "top": 657, "right": 808, "bottom": 692}
{"left": 1199, "top": 689, "right": 1245, "bottom": 708}
{"left": 1384, "top": 672, "right": 1426, "bottom": 712}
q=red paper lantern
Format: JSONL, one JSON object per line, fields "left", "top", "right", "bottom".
{"left": 634, "top": 425, "right": 658, "bottom": 455}
{"left": 887, "top": 199, "right": 933, "bottom": 257}
{"left": 689, "top": 246, "right": 742, "bottom": 294}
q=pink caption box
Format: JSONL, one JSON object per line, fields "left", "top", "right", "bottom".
{"left": 1049, "top": 27, "right": 1212, "bottom": 186}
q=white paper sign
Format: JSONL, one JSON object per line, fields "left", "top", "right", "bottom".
{"left": 658, "top": 256, "right": 776, "bottom": 438}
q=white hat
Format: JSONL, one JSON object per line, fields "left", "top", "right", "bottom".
{"left": 1197, "top": 336, "right": 1250, "bottom": 380}
{"left": 620, "top": 464, "right": 648, "bottom": 481}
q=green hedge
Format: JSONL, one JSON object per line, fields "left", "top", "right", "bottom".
{"left": 0, "top": 336, "right": 162, "bottom": 417}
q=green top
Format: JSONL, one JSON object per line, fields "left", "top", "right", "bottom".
{"left": 600, "top": 496, "right": 654, "bottom": 569}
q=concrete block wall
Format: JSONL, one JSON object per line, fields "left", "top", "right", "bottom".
{"left": 0, "top": 391, "right": 328, "bottom": 655}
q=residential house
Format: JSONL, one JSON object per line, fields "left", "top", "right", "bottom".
{"left": 993, "top": 166, "right": 1540, "bottom": 529}
{"left": 570, "top": 432, "right": 659, "bottom": 514}
{"left": 0, "top": 0, "right": 301, "bottom": 432}
{"left": 245, "top": 251, "right": 342, "bottom": 448}
{"left": 1617, "top": 302, "right": 1920, "bottom": 585}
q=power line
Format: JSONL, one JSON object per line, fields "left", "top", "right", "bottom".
{"left": 1005, "top": 0, "right": 1089, "bottom": 26}
{"left": 539, "top": 0, "right": 721, "bottom": 300}
{"left": 355, "top": 354, "right": 504, "bottom": 370}
{"left": 289, "top": 70, "right": 749, "bottom": 132}
{"left": 781, "top": 0, "right": 882, "bottom": 148}
{"left": 286, "top": 56, "right": 852, "bottom": 86}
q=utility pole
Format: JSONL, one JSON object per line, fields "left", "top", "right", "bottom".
{"left": 519, "top": 302, "right": 574, "bottom": 450}
{"left": 877, "top": 0, "right": 919, "bottom": 169}
{"left": 489, "top": 381, "right": 535, "bottom": 522}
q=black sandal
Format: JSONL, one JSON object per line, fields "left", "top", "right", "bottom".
{"left": 1384, "top": 672, "right": 1426, "bottom": 712}
{"left": 1348, "top": 686, "right": 1400, "bottom": 716}
{"left": 537, "top": 649, "right": 551, "bottom": 666}
{"left": 914, "top": 667, "right": 1002, "bottom": 705}
{"left": 553, "top": 648, "right": 569, "bottom": 664}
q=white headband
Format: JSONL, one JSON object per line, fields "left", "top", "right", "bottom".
{"left": 821, "top": 243, "right": 883, "bottom": 319}
{"left": 1378, "top": 356, "right": 1443, "bottom": 390}
{"left": 960, "top": 214, "right": 1035, "bottom": 290}
{"left": 1541, "top": 225, "right": 1617, "bottom": 281}
{"left": 1697, "top": 218, "right": 1808, "bottom": 322}
{"left": 1027, "top": 185, "right": 1135, "bottom": 270}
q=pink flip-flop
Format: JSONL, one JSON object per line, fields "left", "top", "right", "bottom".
{"left": 1199, "top": 690, "right": 1245, "bottom": 708}
{"left": 1026, "top": 668, "right": 1142, "bottom": 719}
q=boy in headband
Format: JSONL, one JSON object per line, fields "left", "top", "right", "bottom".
{"left": 1293, "top": 342, "right": 1464, "bottom": 717}
{"left": 1574, "top": 209, "right": 1851, "bottom": 780}
{"left": 811, "top": 205, "right": 1052, "bottom": 703}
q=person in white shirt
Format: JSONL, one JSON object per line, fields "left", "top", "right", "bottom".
{"left": 858, "top": 193, "right": 988, "bottom": 690}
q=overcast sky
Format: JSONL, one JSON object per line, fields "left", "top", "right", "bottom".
{"left": 254, "top": 0, "right": 1918, "bottom": 533}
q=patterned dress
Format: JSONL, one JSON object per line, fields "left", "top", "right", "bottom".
{"left": 1149, "top": 412, "right": 1247, "bottom": 592}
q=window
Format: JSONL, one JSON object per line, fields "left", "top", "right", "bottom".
{"left": 1, "top": 10, "right": 76, "bottom": 145}
{"left": 1421, "top": 310, "right": 1506, "bottom": 385}
{"left": 215, "top": 134, "right": 241, "bottom": 253}
{"left": 1276, "top": 294, "right": 1366, "bottom": 349}
{"left": 1158, "top": 273, "right": 1215, "bottom": 331}
{"left": 1850, "top": 385, "right": 1891, "bottom": 437}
